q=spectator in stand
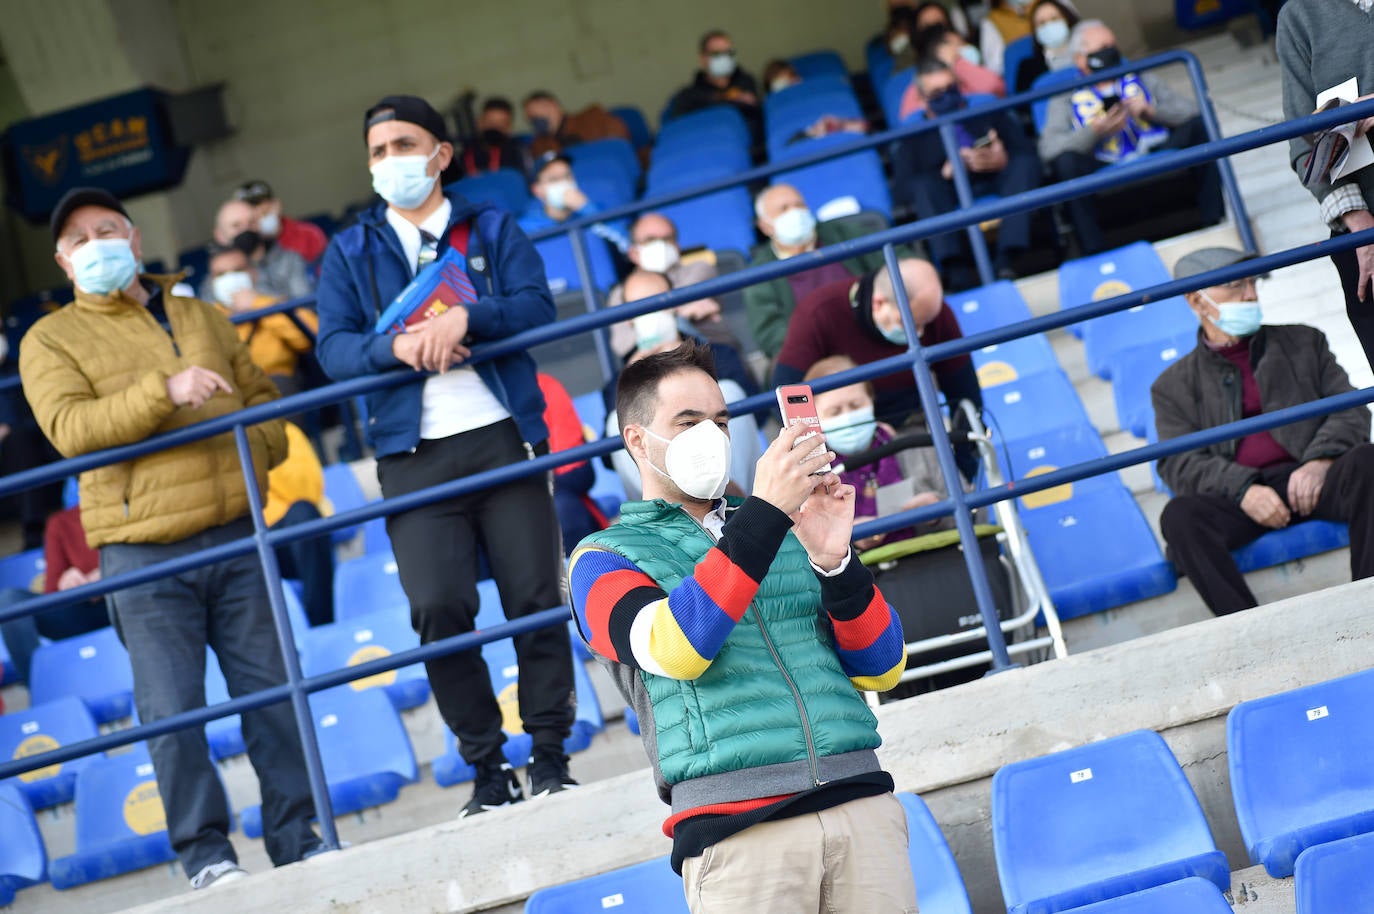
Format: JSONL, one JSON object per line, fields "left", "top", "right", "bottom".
{"left": 894, "top": 58, "right": 1041, "bottom": 287}
{"left": 1014, "top": 0, "right": 1081, "bottom": 93}
{"left": 23, "top": 186, "right": 324, "bottom": 888}
{"left": 898, "top": 24, "right": 1005, "bottom": 120}
{"left": 1039, "top": 20, "right": 1221, "bottom": 255}
{"left": 667, "top": 30, "right": 762, "bottom": 144}
{"left": 537, "top": 372, "right": 609, "bottom": 551}
{"left": 606, "top": 212, "right": 742, "bottom": 358}
{"left": 980, "top": 0, "right": 1034, "bottom": 77}
{"left": 234, "top": 180, "right": 329, "bottom": 266}
{"left": 1277, "top": 0, "right": 1374, "bottom": 371}
{"left": 764, "top": 60, "right": 870, "bottom": 143}
{"left": 264, "top": 422, "right": 335, "bottom": 628}
{"left": 523, "top": 90, "right": 630, "bottom": 160}
{"left": 519, "top": 151, "right": 628, "bottom": 282}
{"left": 462, "top": 97, "right": 527, "bottom": 175}
{"left": 746, "top": 185, "right": 893, "bottom": 359}
{"left": 0, "top": 384, "right": 65, "bottom": 551}
{"left": 773, "top": 258, "right": 982, "bottom": 478}
{"left": 1153, "top": 247, "right": 1374, "bottom": 616}
{"left": 205, "top": 198, "right": 314, "bottom": 302}
{"left": 568, "top": 343, "right": 913, "bottom": 911}
{"left": 315, "top": 95, "right": 577, "bottom": 815}
{"left": 207, "top": 244, "right": 318, "bottom": 395}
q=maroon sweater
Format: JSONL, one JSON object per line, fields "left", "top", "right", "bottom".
{"left": 1213, "top": 339, "right": 1294, "bottom": 469}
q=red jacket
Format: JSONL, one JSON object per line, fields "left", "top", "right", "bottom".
{"left": 277, "top": 217, "right": 328, "bottom": 265}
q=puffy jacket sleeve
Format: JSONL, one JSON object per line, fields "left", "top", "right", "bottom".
{"left": 19, "top": 323, "right": 177, "bottom": 458}
{"left": 463, "top": 212, "right": 556, "bottom": 341}
{"left": 315, "top": 236, "right": 408, "bottom": 381}
{"left": 1300, "top": 327, "right": 1369, "bottom": 461}
{"left": 1152, "top": 366, "right": 1259, "bottom": 500}
{"left": 218, "top": 305, "right": 287, "bottom": 470}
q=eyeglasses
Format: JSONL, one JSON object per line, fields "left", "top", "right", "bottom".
{"left": 1215, "top": 277, "right": 1259, "bottom": 292}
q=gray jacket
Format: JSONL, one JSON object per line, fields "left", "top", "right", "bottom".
{"left": 1038, "top": 70, "right": 1199, "bottom": 164}
{"left": 199, "top": 244, "right": 314, "bottom": 303}
{"left": 1151, "top": 325, "right": 1369, "bottom": 501}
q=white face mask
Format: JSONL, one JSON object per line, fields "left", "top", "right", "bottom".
{"left": 544, "top": 179, "right": 576, "bottom": 211}
{"left": 68, "top": 237, "right": 139, "bottom": 295}
{"left": 257, "top": 210, "right": 281, "bottom": 238}
{"left": 212, "top": 270, "right": 255, "bottom": 307}
{"left": 636, "top": 239, "right": 680, "bottom": 274}
{"left": 641, "top": 419, "right": 732, "bottom": 501}
{"left": 889, "top": 32, "right": 911, "bottom": 55}
{"left": 370, "top": 145, "right": 442, "bottom": 211}
{"left": 772, "top": 206, "right": 817, "bottom": 249}
{"left": 707, "top": 52, "right": 737, "bottom": 79}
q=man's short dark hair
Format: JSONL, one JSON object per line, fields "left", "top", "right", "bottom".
{"left": 483, "top": 96, "right": 514, "bottom": 115}
{"left": 699, "top": 29, "right": 730, "bottom": 53}
{"left": 916, "top": 56, "right": 953, "bottom": 79}
{"left": 522, "top": 90, "right": 558, "bottom": 107}
{"left": 616, "top": 342, "right": 718, "bottom": 430}
{"left": 915, "top": 24, "right": 953, "bottom": 62}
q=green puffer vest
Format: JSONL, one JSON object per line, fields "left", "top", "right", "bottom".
{"left": 580, "top": 498, "right": 881, "bottom": 795}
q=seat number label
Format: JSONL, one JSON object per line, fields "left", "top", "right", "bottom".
{"left": 1307, "top": 706, "right": 1329, "bottom": 721}
{"left": 1070, "top": 767, "right": 1093, "bottom": 783}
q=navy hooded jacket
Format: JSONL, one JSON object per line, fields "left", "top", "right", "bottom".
{"left": 315, "top": 191, "right": 554, "bottom": 457}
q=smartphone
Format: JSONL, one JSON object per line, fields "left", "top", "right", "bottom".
{"left": 775, "top": 385, "right": 834, "bottom": 476}
{"left": 1101, "top": 94, "right": 1121, "bottom": 111}
{"left": 972, "top": 132, "right": 994, "bottom": 150}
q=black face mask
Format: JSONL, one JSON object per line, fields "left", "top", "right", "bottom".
{"left": 231, "top": 230, "right": 263, "bottom": 258}
{"left": 1086, "top": 46, "right": 1123, "bottom": 73}
{"left": 479, "top": 129, "right": 508, "bottom": 146}
{"left": 926, "top": 86, "right": 965, "bottom": 117}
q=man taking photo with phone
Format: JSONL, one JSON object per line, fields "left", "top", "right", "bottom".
{"left": 567, "top": 343, "right": 915, "bottom": 913}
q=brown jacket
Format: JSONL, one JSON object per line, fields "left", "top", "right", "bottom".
{"left": 19, "top": 275, "right": 287, "bottom": 547}
{"left": 529, "top": 105, "right": 630, "bottom": 159}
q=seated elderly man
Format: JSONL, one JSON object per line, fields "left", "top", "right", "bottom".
{"left": 1153, "top": 247, "right": 1374, "bottom": 616}
{"left": 1038, "top": 19, "right": 1221, "bottom": 255}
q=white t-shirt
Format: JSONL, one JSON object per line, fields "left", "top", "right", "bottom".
{"left": 385, "top": 201, "right": 510, "bottom": 440}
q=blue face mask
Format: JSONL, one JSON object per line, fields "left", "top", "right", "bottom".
{"left": 881, "top": 323, "right": 908, "bottom": 346}
{"left": 370, "top": 145, "right": 442, "bottom": 211}
{"left": 1035, "top": 18, "right": 1070, "bottom": 50}
{"left": 927, "top": 86, "right": 964, "bottom": 117}
{"left": 1215, "top": 301, "right": 1263, "bottom": 337}
{"left": 820, "top": 406, "right": 878, "bottom": 455}
{"left": 68, "top": 237, "right": 139, "bottom": 295}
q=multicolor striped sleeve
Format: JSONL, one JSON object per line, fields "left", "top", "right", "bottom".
{"left": 567, "top": 498, "right": 793, "bottom": 680}
{"left": 818, "top": 557, "right": 907, "bottom": 692}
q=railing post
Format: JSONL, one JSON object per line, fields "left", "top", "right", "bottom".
{"left": 938, "top": 122, "right": 996, "bottom": 287}
{"left": 568, "top": 226, "right": 617, "bottom": 387}
{"left": 232, "top": 424, "right": 340, "bottom": 849}
{"left": 1183, "top": 54, "right": 1259, "bottom": 257}
{"left": 880, "top": 242, "right": 1015, "bottom": 672}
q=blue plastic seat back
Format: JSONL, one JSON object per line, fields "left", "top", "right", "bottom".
{"left": 449, "top": 169, "right": 531, "bottom": 214}
{"left": 982, "top": 370, "right": 1091, "bottom": 444}
{"left": 300, "top": 607, "right": 429, "bottom": 711}
{"left": 1111, "top": 333, "right": 1197, "bottom": 438}
{"left": 992, "top": 730, "right": 1228, "bottom": 914}
{"left": 0, "top": 549, "right": 44, "bottom": 591}
{"left": 999, "top": 423, "right": 1115, "bottom": 503}
{"left": 1232, "top": 520, "right": 1350, "bottom": 574}
{"left": 1001, "top": 36, "right": 1037, "bottom": 93}
{"left": 1227, "top": 668, "right": 1374, "bottom": 878}
{"left": 659, "top": 187, "right": 757, "bottom": 256}
{"left": 766, "top": 91, "right": 864, "bottom": 151}
{"left": 29, "top": 627, "right": 134, "bottom": 724}
{"left": 609, "top": 106, "right": 653, "bottom": 150}
{"left": 334, "top": 551, "right": 408, "bottom": 622}
{"left": 897, "top": 793, "right": 974, "bottom": 914}
{"left": 772, "top": 139, "right": 892, "bottom": 220}
{"left": 48, "top": 744, "right": 177, "bottom": 890}
{"left": 0, "top": 696, "right": 100, "bottom": 809}
{"left": 322, "top": 463, "right": 367, "bottom": 546}
{"left": 0, "top": 782, "right": 46, "bottom": 891}
{"left": 177, "top": 246, "right": 210, "bottom": 284}
{"left": 764, "top": 79, "right": 857, "bottom": 125}
{"left": 566, "top": 136, "right": 642, "bottom": 184}
{"left": 1032, "top": 69, "right": 1085, "bottom": 135}
{"left": 653, "top": 123, "right": 751, "bottom": 161}
{"left": 1295, "top": 830, "right": 1374, "bottom": 914}
{"left": 972, "top": 333, "right": 1060, "bottom": 389}
{"left": 1059, "top": 242, "right": 1170, "bottom": 329}
{"left": 530, "top": 230, "right": 619, "bottom": 296}
{"left": 790, "top": 50, "right": 849, "bottom": 82}
{"left": 946, "top": 281, "right": 1035, "bottom": 335}
{"left": 866, "top": 34, "right": 895, "bottom": 92}
{"left": 525, "top": 854, "right": 686, "bottom": 913}
{"left": 1063, "top": 877, "right": 1234, "bottom": 913}
{"left": 882, "top": 67, "right": 915, "bottom": 125}
{"left": 1082, "top": 296, "right": 1196, "bottom": 381}
{"left": 648, "top": 145, "right": 752, "bottom": 193}
{"left": 656, "top": 105, "right": 750, "bottom": 150}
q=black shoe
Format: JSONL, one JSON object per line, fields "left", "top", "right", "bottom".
{"left": 527, "top": 747, "right": 579, "bottom": 798}
{"left": 460, "top": 755, "right": 524, "bottom": 818}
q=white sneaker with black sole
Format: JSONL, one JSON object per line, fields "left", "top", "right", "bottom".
{"left": 190, "top": 860, "right": 248, "bottom": 890}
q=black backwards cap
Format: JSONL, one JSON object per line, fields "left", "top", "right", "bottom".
{"left": 363, "top": 95, "right": 449, "bottom": 144}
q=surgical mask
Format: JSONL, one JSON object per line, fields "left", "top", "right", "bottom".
{"left": 68, "top": 238, "right": 139, "bottom": 295}
{"left": 370, "top": 145, "right": 442, "bottom": 211}
{"left": 820, "top": 406, "right": 878, "bottom": 455}
{"left": 927, "top": 86, "right": 965, "bottom": 117}
{"left": 212, "top": 270, "right": 255, "bottom": 306}
{"left": 642, "top": 420, "right": 732, "bottom": 501}
{"left": 257, "top": 211, "right": 281, "bottom": 238}
{"left": 545, "top": 179, "right": 576, "bottom": 211}
{"left": 958, "top": 45, "right": 983, "bottom": 66}
{"left": 1036, "top": 18, "right": 1070, "bottom": 49}
{"left": 773, "top": 207, "right": 817, "bottom": 248}
{"left": 1203, "top": 291, "right": 1263, "bottom": 337}
{"left": 1010, "top": 0, "right": 1031, "bottom": 11}
{"left": 889, "top": 32, "right": 911, "bottom": 55}
{"left": 529, "top": 116, "right": 552, "bottom": 136}
{"left": 770, "top": 77, "right": 799, "bottom": 94}
{"left": 707, "top": 52, "right": 737, "bottom": 79}
{"left": 1086, "top": 46, "right": 1123, "bottom": 73}
{"left": 636, "top": 239, "right": 680, "bottom": 274}
{"left": 880, "top": 323, "right": 909, "bottom": 346}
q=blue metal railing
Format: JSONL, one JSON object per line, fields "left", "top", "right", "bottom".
{"left": 1, "top": 84, "right": 1371, "bottom": 857}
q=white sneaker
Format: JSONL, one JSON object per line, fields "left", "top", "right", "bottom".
{"left": 190, "top": 860, "right": 249, "bottom": 890}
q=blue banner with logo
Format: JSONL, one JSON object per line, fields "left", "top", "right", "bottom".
{"left": 2, "top": 88, "right": 192, "bottom": 223}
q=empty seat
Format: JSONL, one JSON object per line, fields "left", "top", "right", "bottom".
{"left": 0, "top": 696, "right": 102, "bottom": 809}
{"left": 0, "top": 783, "right": 46, "bottom": 900}
{"left": 301, "top": 607, "right": 430, "bottom": 711}
{"left": 322, "top": 463, "right": 367, "bottom": 547}
{"left": 659, "top": 188, "right": 757, "bottom": 257}
{"left": 1295, "top": 830, "right": 1374, "bottom": 914}
{"left": 972, "top": 334, "right": 1060, "bottom": 388}
{"left": 48, "top": 745, "right": 179, "bottom": 889}
{"left": 772, "top": 138, "right": 892, "bottom": 220}
{"left": 0, "top": 548, "right": 44, "bottom": 591}
{"left": 897, "top": 793, "right": 974, "bottom": 914}
{"left": 1000, "top": 36, "right": 1036, "bottom": 98}
{"left": 766, "top": 92, "right": 865, "bottom": 157}
{"left": 946, "top": 281, "right": 1035, "bottom": 336}
{"left": 1110, "top": 333, "right": 1196, "bottom": 438}
{"left": 992, "top": 729, "right": 1229, "bottom": 914}
{"left": 1058, "top": 242, "right": 1179, "bottom": 351}
{"left": 656, "top": 105, "right": 750, "bottom": 150}
{"left": 1059, "top": 877, "right": 1234, "bottom": 914}
{"left": 566, "top": 136, "right": 642, "bottom": 185}
{"left": 881, "top": 67, "right": 915, "bottom": 125}
{"left": 1227, "top": 668, "right": 1374, "bottom": 878}
{"left": 982, "top": 370, "right": 1092, "bottom": 446}
{"left": 525, "top": 854, "right": 686, "bottom": 913}
{"left": 647, "top": 146, "right": 752, "bottom": 194}
{"left": 790, "top": 49, "right": 849, "bottom": 82}
{"left": 333, "top": 551, "right": 408, "bottom": 622}
{"left": 449, "top": 169, "right": 531, "bottom": 214}
{"left": 241, "top": 687, "right": 417, "bottom": 838}
{"left": 530, "top": 232, "right": 619, "bottom": 296}
{"left": 1000, "top": 424, "right": 1116, "bottom": 508}
{"left": 609, "top": 105, "right": 653, "bottom": 151}
{"left": 29, "top": 627, "right": 134, "bottom": 724}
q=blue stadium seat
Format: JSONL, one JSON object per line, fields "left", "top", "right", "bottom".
{"left": 1227, "top": 668, "right": 1374, "bottom": 878}
{"left": 609, "top": 105, "right": 653, "bottom": 150}
{"left": 1000, "top": 423, "right": 1116, "bottom": 505}
{"left": 566, "top": 136, "right": 642, "bottom": 185}
{"left": 241, "top": 687, "right": 417, "bottom": 838}
{"left": 647, "top": 147, "right": 752, "bottom": 193}
{"left": 532, "top": 232, "right": 619, "bottom": 296}
{"left": 450, "top": 169, "right": 531, "bottom": 214}
{"left": 972, "top": 333, "right": 1060, "bottom": 388}
{"left": 897, "top": 793, "right": 974, "bottom": 914}
{"left": 29, "top": 627, "right": 134, "bottom": 724}
{"left": 659, "top": 188, "right": 757, "bottom": 256}
{"left": 0, "top": 696, "right": 102, "bottom": 809}
{"left": 1019, "top": 484, "right": 1177, "bottom": 619}
{"left": 334, "top": 551, "right": 408, "bottom": 622}
{"left": 48, "top": 745, "right": 179, "bottom": 889}
{"left": 946, "top": 281, "right": 1035, "bottom": 335}
{"left": 525, "top": 855, "right": 686, "bottom": 913}
{"left": 982, "top": 370, "right": 1092, "bottom": 445}
{"left": 204, "top": 649, "right": 245, "bottom": 762}
{"left": 0, "top": 631, "right": 14, "bottom": 687}
{"left": 1111, "top": 333, "right": 1197, "bottom": 437}
{"left": 1031, "top": 69, "right": 1084, "bottom": 135}
{"left": 571, "top": 391, "right": 607, "bottom": 436}
{"left": 772, "top": 137, "right": 892, "bottom": 220}
{"left": 1061, "top": 877, "right": 1234, "bottom": 913}
{"left": 322, "top": 463, "right": 367, "bottom": 547}
{"left": 177, "top": 246, "right": 210, "bottom": 283}
{"left": 1233, "top": 520, "right": 1350, "bottom": 574}
{"left": 866, "top": 34, "right": 895, "bottom": 94}
{"left": 790, "top": 49, "right": 850, "bottom": 82}
{"left": 1001, "top": 36, "right": 1037, "bottom": 95}
{"left": 1295, "top": 830, "right": 1374, "bottom": 914}
{"left": 992, "top": 729, "right": 1229, "bottom": 914}
{"left": 1058, "top": 242, "right": 1170, "bottom": 333}
{"left": 301, "top": 607, "right": 430, "bottom": 711}
{"left": 0, "top": 548, "right": 44, "bottom": 591}
{"left": 0, "top": 783, "right": 46, "bottom": 899}
{"left": 766, "top": 91, "right": 864, "bottom": 154}
{"left": 656, "top": 106, "right": 750, "bottom": 150}
{"left": 882, "top": 67, "right": 915, "bottom": 126}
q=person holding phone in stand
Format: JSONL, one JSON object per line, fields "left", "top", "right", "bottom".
{"left": 568, "top": 342, "right": 915, "bottom": 913}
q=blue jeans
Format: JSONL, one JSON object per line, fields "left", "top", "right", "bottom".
{"left": 101, "top": 517, "right": 318, "bottom": 876}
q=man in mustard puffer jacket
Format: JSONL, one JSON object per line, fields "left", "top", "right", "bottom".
{"left": 20, "top": 188, "right": 324, "bottom": 890}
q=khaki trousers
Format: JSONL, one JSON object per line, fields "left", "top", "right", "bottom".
{"left": 681, "top": 792, "right": 919, "bottom": 913}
